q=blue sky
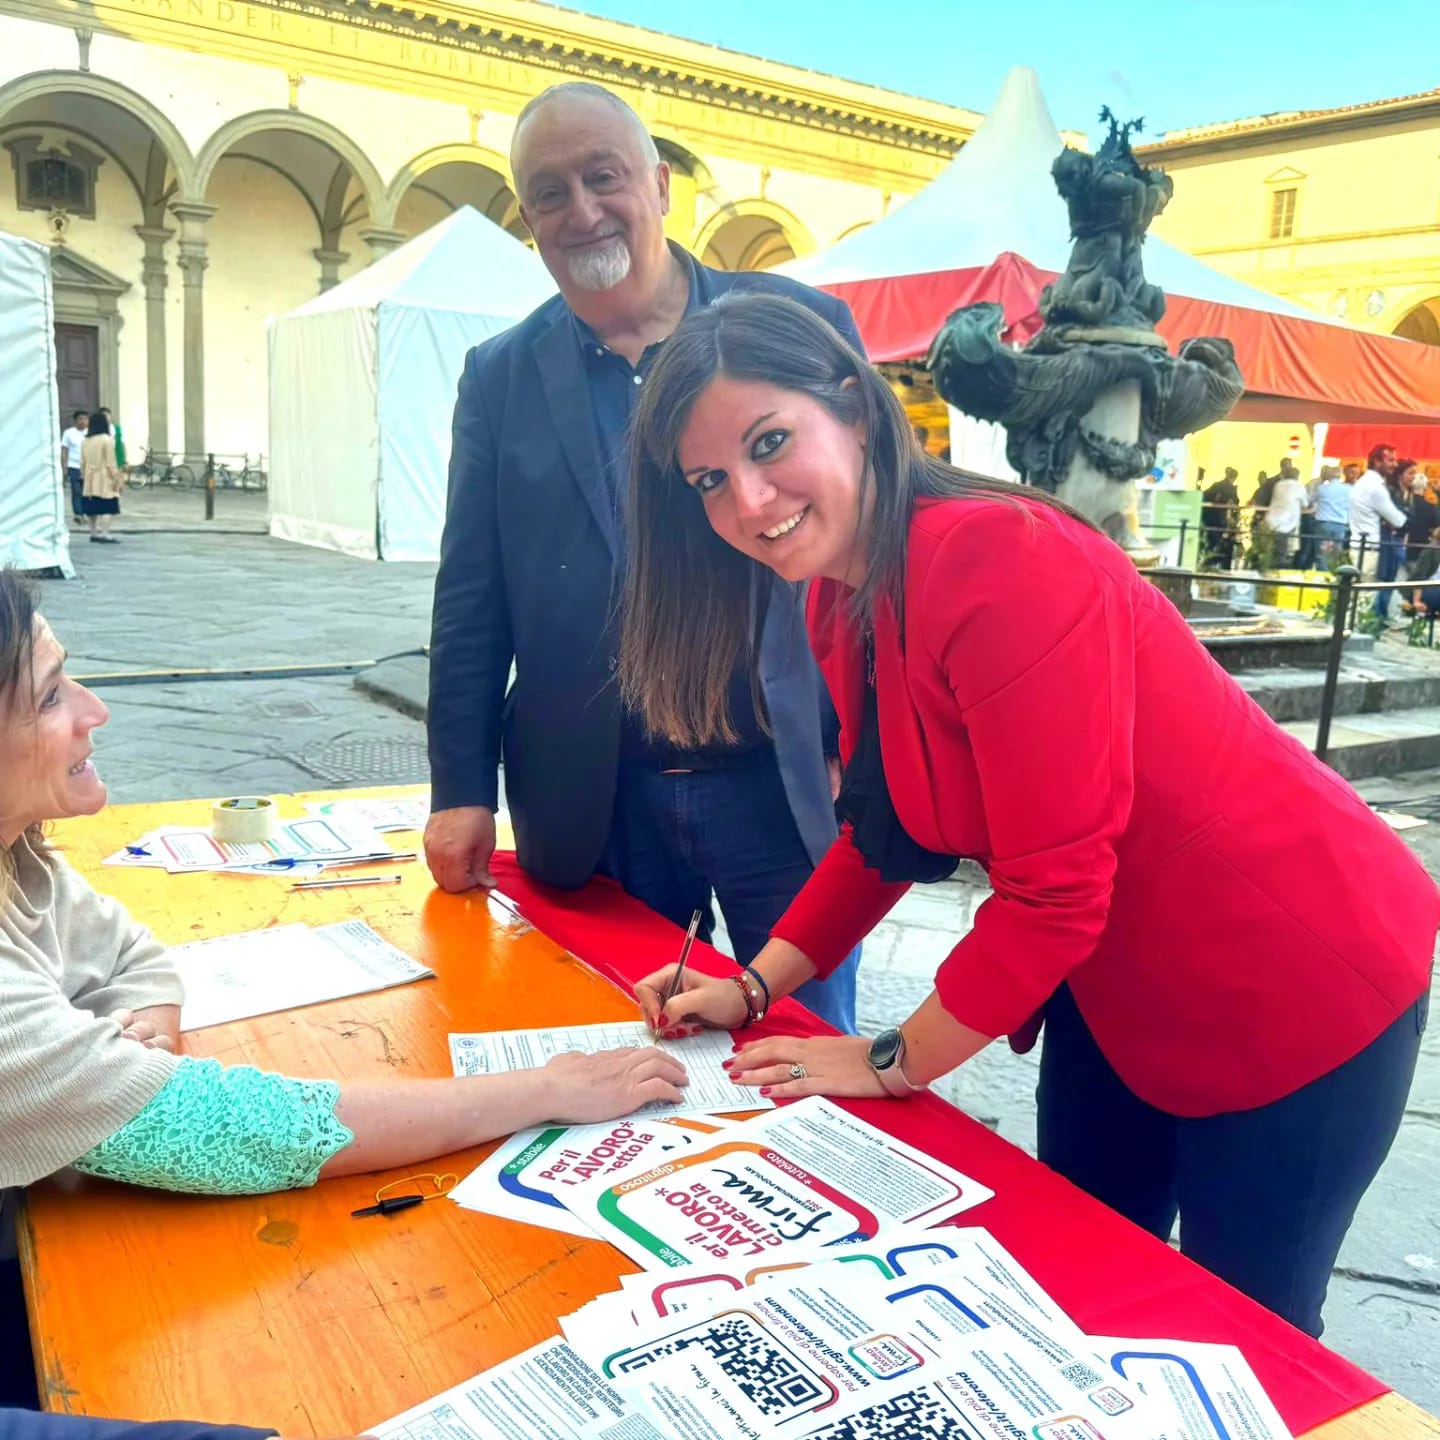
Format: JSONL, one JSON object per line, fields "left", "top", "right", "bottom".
{"left": 552, "top": 0, "right": 1440, "bottom": 138}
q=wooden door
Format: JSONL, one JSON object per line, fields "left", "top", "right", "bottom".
{"left": 54, "top": 322, "right": 99, "bottom": 421}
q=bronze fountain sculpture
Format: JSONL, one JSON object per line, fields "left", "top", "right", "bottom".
{"left": 927, "top": 108, "right": 1244, "bottom": 552}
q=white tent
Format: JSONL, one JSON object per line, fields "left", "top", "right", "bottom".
{"left": 0, "top": 229, "right": 72, "bottom": 576}
{"left": 268, "top": 206, "right": 556, "bottom": 561}
{"left": 780, "top": 68, "right": 1440, "bottom": 426}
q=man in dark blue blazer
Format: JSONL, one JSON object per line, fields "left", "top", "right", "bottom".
{"left": 425, "top": 82, "right": 860, "bottom": 1029}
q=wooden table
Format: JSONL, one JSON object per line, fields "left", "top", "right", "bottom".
{"left": 19, "top": 788, "right": 1440, "bottom": 1440}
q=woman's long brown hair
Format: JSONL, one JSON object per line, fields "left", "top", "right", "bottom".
{"left": 620, "top": 292, "right": 1089, "bottom": 748}
{"left": 0, "top": 570, "right": 44, "bottom": 904}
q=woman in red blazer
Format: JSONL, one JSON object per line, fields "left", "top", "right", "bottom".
{"left": 619, "top": 294, "right": 1436, "bottom": 1338}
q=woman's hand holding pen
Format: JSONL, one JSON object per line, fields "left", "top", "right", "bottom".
{"left": 636, "top": 966, "right": 749, "bottom": 1038}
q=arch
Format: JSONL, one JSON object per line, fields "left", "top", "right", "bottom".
{"left": 832, "top": 220, "right": 873, "bottom": 245}
{"left": 693, "top": 199, "right": 814, "bottom": 273}
{"left": 692, "top": 198, "right": 814, "bottom": 272}
{"left": 385, "top": 143, "right": 511, "bottom": 214}
{"left": 652, "top": 135, "right": 717, "bottom": 193}
{"left": 1393, "top": 295, "right": 1440, "bottom": 347}
{"left": 0, "top": 70, "right": 195, "bottom": 204}
{"left": 382, "top": 142, "right": 520, "bottom": 236}
{"left": 191, "top": 109, "right": 384, "bottom": 217}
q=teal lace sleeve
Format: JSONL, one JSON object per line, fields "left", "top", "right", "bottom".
{"left": 72, "top": 1056, "right": 355, "bottom": 1195}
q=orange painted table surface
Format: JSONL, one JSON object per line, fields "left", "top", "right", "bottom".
{"left": 19, "top": 789, "right": 1440, "bottom": 1440}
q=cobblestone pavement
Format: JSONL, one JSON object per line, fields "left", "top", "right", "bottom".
{"left": 26, "top": 521, "right": 1440, "bottom": 1410}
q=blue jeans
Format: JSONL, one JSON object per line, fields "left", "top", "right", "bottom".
{"left": 1314, "top": 519, "right": 1347, "bottom": 558}
{"left": 66, "top": 467, "right": 82, "bottom": 518}
{"left": 598, "top": 753, "right": 860, "bottom": 1032}
{"left": 1037, "top": 982, "right": 1426, "bottom": 1337}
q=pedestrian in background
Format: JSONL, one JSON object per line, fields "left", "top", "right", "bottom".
{"left": 1351, "top": 445, "right": 1404, "bottom": 620}
{"left": 58, "top": 411, "right": 87, "bottom": 526}
{"left": 1200, "top": 466, "right": 1239, "bottom": 568}
{"left": 100, "top": 407, "right": 126, "bottom": 471}
{"left": 79, "top": 411, "right": 123, "bottom": 544}
{"left": 1263, "top": 462, "right": 1307, "bottom": 565}
{"left": 1401, "top": 460, "right": 1436, "bottom": 570}
{"left": 1310, "top": 464, "right": 1352, "bottom": 563}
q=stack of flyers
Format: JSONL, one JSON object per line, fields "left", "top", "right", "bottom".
{"left": 104, "top": 813, "right": 399, "bottom": 875}
{"left": 369, "top": 1218, "right": 1295, "bottom": 1440}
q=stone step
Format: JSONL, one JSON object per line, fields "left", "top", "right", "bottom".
{"left": 354, "top": 652, "right": 429, "bottom": 721}
{"left": 1239, "top": 651, "right": 1440, "bottom": 724}
{"left": 1282, "top": 706, "right": 1440, "bottom": 780}
{"left": 358, "top": 638, "right": 1440, "bottom": 782}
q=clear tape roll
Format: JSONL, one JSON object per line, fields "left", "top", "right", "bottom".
{"left": 212, "top": 796, "right": 278, "bottom": 844}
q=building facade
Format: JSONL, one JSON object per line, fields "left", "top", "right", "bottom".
{"left": 0, "top": 0, "right": 977, "bottom": 463}
{"left": 1141, "top": 89, "right": 1440, "bottom": 350}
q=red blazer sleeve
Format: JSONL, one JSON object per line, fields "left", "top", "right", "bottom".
{"left": 923, "top": 506, "right": 1136, "bottom": 1037}
{"left": 771, "top": 822, "right": 912, "bottom": 976}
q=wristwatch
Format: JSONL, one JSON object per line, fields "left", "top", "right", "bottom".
{"left": 867, "top": 1027, "right": 925, "bottom": 1097}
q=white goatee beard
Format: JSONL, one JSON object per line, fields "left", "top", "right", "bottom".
{"left": 567, "top": 237, "right": 632, "bottom": 292}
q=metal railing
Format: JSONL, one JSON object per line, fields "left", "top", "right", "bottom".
{"left": 1140, "top": 563, "right": 1426, "bottom": 766}
{"left": 1142, "top": 514, "right": 1418, "bottom": 580}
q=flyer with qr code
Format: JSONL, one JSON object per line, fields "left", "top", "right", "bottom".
{"left": 618, "top": 1322, "right": 1164, "bottom": 1440}
{"left": 579, "top": 1229, "right": 1153, "bottom": 1439}
{"left": 567, "top": 1096, "right": 994, "bottom": 1272}
{"left": 368, "top": 1336, "right": 675, "bottom": 1440}
{"left": 1090, "top": 1338, "right": 1293, "bottom": 1440}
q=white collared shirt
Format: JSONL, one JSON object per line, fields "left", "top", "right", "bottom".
{"left": 1350, "top": 469, "right": 1406, "bottom": 543}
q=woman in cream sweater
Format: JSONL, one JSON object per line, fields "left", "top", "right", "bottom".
{"left": 0, "top": 571, "right": 687, "bottom": 1196}
{"left": 78, "top": 410, "right": 124, "bottom": 544}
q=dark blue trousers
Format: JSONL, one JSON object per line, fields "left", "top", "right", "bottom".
{"left": 1037, "top": 982, "right": 1426, "bottom": 1337}
{"left": 66, "top": 468, "right": 82, "bottom": 519}
{"left": 598, "top": 753, "right": 859, "bottom": 1032}
{"left": 1375, "top": 534, "right": 1404, "bottom": 618}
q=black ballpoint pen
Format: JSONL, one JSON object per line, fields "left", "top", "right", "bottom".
{"left": 351, "top": 1194, "right": 427, "bottom": 1218}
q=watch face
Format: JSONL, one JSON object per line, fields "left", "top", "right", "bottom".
{"left": 870, "top": 1027, "right": 902, "bottom": 1070}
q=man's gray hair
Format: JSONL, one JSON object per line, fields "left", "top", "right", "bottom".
{"left": 511, "top": 81, "right": 661, "bottom": 180}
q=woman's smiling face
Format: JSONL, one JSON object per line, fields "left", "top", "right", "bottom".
{"left": 678, "top": 373, "right": 869, "bottom": 586}
{"left": 0, "top": 617, "right": 110, "bottom": 845}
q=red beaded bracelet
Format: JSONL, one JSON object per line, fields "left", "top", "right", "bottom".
{"left": 731, "top": 972, "right": 762, "bottom": 1028}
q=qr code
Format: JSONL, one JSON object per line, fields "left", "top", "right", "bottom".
{"left": 1059, "top": 1359, "right": 1106, "bottom": 1389}
{"left": 611, "top": 1313, "right": 829, "bottom": 1418}
{"left": 805, "top": 1390, "right": 970, "bottom": 1440}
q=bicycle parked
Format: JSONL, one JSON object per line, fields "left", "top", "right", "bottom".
{"left": 126, "top": 449, "right": 196, "bottom": 490}
{"left": 208, "top": 453, "right": 268, "bottom": 491}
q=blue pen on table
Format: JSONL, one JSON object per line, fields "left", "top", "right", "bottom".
{"left": 256, "top": 851, "right": 417, "bottom": 871}
{"left": 125, "top": 845, "right": 151, "bottom": 857}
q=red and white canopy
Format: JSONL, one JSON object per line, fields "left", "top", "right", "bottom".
{"left": 781, "top": 69, "right": 1440, "bottom": 425}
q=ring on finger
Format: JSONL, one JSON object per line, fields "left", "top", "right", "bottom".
{"left": 789, "top": 1063, "right": 808, "bottom": 1081}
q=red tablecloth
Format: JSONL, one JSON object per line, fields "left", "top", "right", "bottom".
{"left": 490, "top": 854, "right": 1386, "bottom": 1436}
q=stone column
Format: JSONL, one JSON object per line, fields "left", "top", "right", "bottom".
{"left": 359, "top": 226, "right": 406, "bottom": 264}
{"left": 170, "top": 201, "right": 217, "bottom": 466}
{"left": 133, "top": 224, "right": 173, "bottom": 455}
{"left": 313, "top": 247, "right": 350, "bottom": 293}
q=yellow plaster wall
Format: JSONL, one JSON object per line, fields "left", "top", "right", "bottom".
{"left": 202, "top": 155, "right": 323, "bottom": 458}
{"left": 1147, "top": 117, "right": 1440, "bottom": 333}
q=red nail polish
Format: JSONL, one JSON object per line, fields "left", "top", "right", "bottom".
{"left": 657, "top": 1013, "right": 669, "bottom": 1028}
{"left": 721, "top": 1058, "right": 732, "bottom": 1069}
{"left": 759, "top": 1086, "right": 772, "bottom": 1096}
